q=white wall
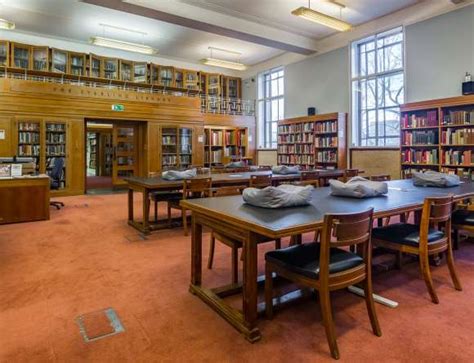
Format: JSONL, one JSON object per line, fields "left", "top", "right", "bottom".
{"left": 405, "top": 5, "right": 474, "bottom": 102}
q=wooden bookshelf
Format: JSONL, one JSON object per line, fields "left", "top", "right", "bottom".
{"left": 159, "top": 66, "right": 174, "bottom": 87}
{"left": 32, "top": 46, "right": 49, "bottom": 72}
{"left": 11, "top": 42, "right": 31, "bottom": 70}
{"left": 400, "top": 95, "right": 474, "bottom": 179}
{"left": 51, "top": 48, "right": 68, "bottom": 74}
{"left": 204, "top": 126, "right": 248, "bottom": 166}
{"left": 45, "top": 121, "right": 67, "bottom": 188}
{"left": 160, "top": 126, "right": 193, "bottom": 170}
{"left": 17, "top": 120, "right": 41, "bottom": 172}
{"left": 68, "top": 52, "right": 86, "bottom": 76}
{"left": 277, "top": 113, "right": 347, "bottom": 170}
{"left": 0, "top": 40, "right": 9, "bottom": 67}
{"left": 133, "top": 62, "right": 147, "bottom": 83}
{"left": 103, "top": 57, "right": 119, "bottom": 80}
{"left": 88, "top": 54, "right": 102, "bottom": 78}
{"left": 119, "top": 59, "right": 134, "bottom": 82}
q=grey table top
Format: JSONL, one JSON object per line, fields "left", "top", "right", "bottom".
{"left": 182, "top": 179, "right": 474, "bottom": 236}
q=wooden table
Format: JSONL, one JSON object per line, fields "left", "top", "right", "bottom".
{"left": 181, "top": 179, "right": 474, "bottom": 342}
{"left": 0, "top": 176, "right": 50, "bottom": 224}
{"left": 124, "top": 169, "right": 348, "bottom": 235}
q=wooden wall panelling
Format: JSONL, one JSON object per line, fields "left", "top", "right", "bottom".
{"left": 0, "top": 117, "right": 13, "bottom": 156}
{"left": 350, "top": 148, "right": 400, "bottom": 180}
{"left": 193, "top": 124, "right": 205, "bottom": 166}
{"left": 147, "top": 122, "right": 160, "bottom": 174}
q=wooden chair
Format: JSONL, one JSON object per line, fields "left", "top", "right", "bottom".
{"left": 343, "top": 168, "right": 359, "bottom": 182}
{"left": 370, "top": 174, "right": 391, "bottom": 182}
{"left": 168, "top": 177, "right": 212, "bottom": 236}
{"left": 249, "top": 174, "right": 272, "bottom": 188}
{"left": 148, "top": 172, "right": 182, "bottom": 222}
{"left": 452, "top": 206, "right": 474, "bottom": 249}
{"left": 265, "top": 209, "right": 380, "bottom": 360}
{"left": 208, "top": 186, "right": 281, "bottom": 284}
{"left": 372, "top": 196, "right": 462, "bottom": 304}
{"left": 300, "top": 170, "right": 321, "bottom": 187}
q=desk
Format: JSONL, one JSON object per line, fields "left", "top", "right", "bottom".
{"left": 181, "top": 179, "right": 474, "bottom": 342}
{"left": 0, "top": 176, "right": 50, "bottom": 224}
{"left": 125, "top": 169, "right": 348, "bottom": 235}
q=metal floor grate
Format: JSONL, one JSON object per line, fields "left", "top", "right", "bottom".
{"left": 76, "top": 308, "right": 125, "bottom": 342}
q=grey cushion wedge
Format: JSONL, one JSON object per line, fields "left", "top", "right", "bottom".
{"left": 242, "top": 184, "right": 313, "bottom": 208}
{"left": 329, "top": 177, "right": 388, "bottom": 198}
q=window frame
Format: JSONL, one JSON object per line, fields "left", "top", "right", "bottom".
{"left": 351, "top": 26, "right": 406, "bottom": 147}
{"left": 257, "top": 66, "right": 284, "bottom": 149}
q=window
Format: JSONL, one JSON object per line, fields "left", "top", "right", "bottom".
{"left": 351, "top": 27, "right": 404, "bottom": 146}
{"left": 257, "top": 67, "right": 284, "bottom": 149}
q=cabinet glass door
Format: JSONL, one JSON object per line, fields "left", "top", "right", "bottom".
{"left": 12, "top": 44, "right": 30, "bottom": 69}
{"left": 161, "top": 127, "right": 178, "bottom": 170}
{"left": 52, "top": 49, "right": 68, "bottom": 73}
{"left": 17, "top": 120, "right": 41, "bottom": 172}
{"left": 32, "top": 47, "right": 49, "bottom": 71}
{"left": 69, "top": 53, "right": 85, "bottom": 76}
{"left": 89, "top": 55, "right": 102, "bottom": 78}
{"left": 0, "top": 41, "right": 8, "bottom": 66}
{"left": 104, "top": 58, "right": 118, "bottom": 80}
{"left": 112, "top": 124, "right": 138, "bottom": 185}
{"left": 45, "top": 122, "right": 67, "bottom": 189}
{"left": 179, "top": 128, "right": 192, "bottom": 168}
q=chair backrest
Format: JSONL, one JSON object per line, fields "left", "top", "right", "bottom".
{"left": 370, "top": 174, "right": 391, "bottom": 182}
{"left": 183, "top": 177, "right": 212, "bottom": 199}
{"left": 249, "top": 174, "right": 272, "bottom": 188}
{"left": 421, "top": 195, "right": 453, "bottom": 227}
{"left": 50, "top": 157, "right": 64, "bottom": 181}
{"left": 343, "top": 169, "right": 359, "bottom": 182}
{"left": 214, "top": 186, "right": 244, "bottom": 197}
{"left": 319, "top": 209, "right": 374, "bottom": 277}
{"left": 300, "top": 170, "right": 321, "bottom": 187}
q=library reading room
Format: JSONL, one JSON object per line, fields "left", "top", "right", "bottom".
{"left": 1, "top": 0, "right": 474, "bottom": 361}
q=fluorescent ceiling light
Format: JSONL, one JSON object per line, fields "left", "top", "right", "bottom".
{"left": 291, "top": 6, "right": 352, "bottom": 32}
{"left": 201, "top": 58, "right": 247, "bottom": 71}
{"left": 0, "top": 18, "right": 15, "bottom": 30}
{"left": 90, "top": 36, "right": 157, "bottom": 54}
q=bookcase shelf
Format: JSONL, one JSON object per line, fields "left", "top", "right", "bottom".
{"left": 204, "top": 126, "right": 248, "bottom": 166}
{"left": 277, "top": 113, "right": 347, "bottom": 171}
{"left": 160, "top": 126, "right": 193, "bottom": 170}
{"left": 400, "top": 95, "right": 474, "bottom": 179}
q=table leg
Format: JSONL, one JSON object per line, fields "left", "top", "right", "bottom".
{"left": 242, "top": 231, "right": 260, "bottom": 342}
{"left": 142, "top": 189, "right": 150, "bottom": 234}
{"left": 128, "top": 188, "right": 134, "bottom": 222}
{"left": 191, "top": 215, "right": 202, "bottom": 286}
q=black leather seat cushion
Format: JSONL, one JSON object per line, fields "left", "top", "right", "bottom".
{"left": 372, "top": 223, "right": 444, "bottom": 247}
{"left": 149, "top": 191, "right": 183, "bottom": 201}
{"left": 452, "top": 209, "right": 474, "bottom": 226}
{"left": 265, "top": 242, "right": 363, "bottom": 280}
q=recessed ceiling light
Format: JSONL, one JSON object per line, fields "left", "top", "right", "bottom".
{"left": 292, "top": 6, "right": 352, "bottom": 32}
{"left": 0, "top": 18, "right": 15, "bottom": 30}
{"left": 201, "top": 58, "right": 247, "bottom": 71}
{"left": 90, "top": 36, "right": 157, "bottom": 55}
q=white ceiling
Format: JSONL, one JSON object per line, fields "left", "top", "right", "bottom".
{"left": 0, "top": 0, "right": 460, "bottom": 71}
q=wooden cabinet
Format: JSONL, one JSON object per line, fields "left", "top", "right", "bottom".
{"left": 0, "top": 40, "right": 9, "bottom": 67}
{"left": 204, "top": 126, "right": 248, "bottom": 166}
{"left": 184, "top": 70, "right": 199, "bottom": 91}
{"left": 88, "top": 54, "right": 102, "bottom": 78}
{"left": 69, "top": 52, "right": 86, "bottom": 76}
{"left": 277, "top": 113, "right": 347, "bottom": 170}
{"left": 134, "top": 62, "right": 147, "bottom": 83}
{"left": 103, "top": 57, "right": 119, "bottom": 80}
{"left": 174, "top": 68, "right": 184, "bottom": 88}
{"left": 119, "top": 59, "right": 133, "bottom": 82}
{"left": 161, "top": 126, "right": 193, "bottom": 170}
{"left": 149, "top": 63, "right": 160, "bottom": 85}
{"left": 51, "top": 48, "right": 68, "bottom": 73}
{"left": 11, "top": 43, "right": 31, "bottom": 69}
{"left": 159, "top": 66, "right": 174, "bottom": 87}
{"left": 32, "top": 46, "right": 49, "bottom": 71}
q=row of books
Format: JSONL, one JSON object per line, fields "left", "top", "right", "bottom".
{"left": 441, "top": 128, "right": 474, "bottom": 145}
{"left": 46, "top": 133, "right": 65, "bottom": 144}
{"left": 180, "top": 155, "right": 191, "bottom": 164}
{"left": 402, "top": 111, "right": 438, "bottom": 128}
{"left": 224, "top": 146, "right": 243, "bottom": 157}
{"left": 442, "top": 167, "right": 474, "bottom": 181}
{"left": 18, "top": 122, "right": 40, "bottom": 131}
{"left": 315, "top": 121, "right": 337, "bottom": 133}
{"left": 278, "top": 154, "right": 314, "bottom": 165}
{"left": 443, "top": 110, "right": 474, "bottom": 125}
{"left": 277, "top": 134, "right": 306, "bottom": 143}
{"left": 19, "top": 132, "right": 40, "bottom": 143}
{"left": 401, "top": 167, "right": 438, "bottom": 178}
{"left": 315, "top": 136, "right": 338, "bottom": 147}
{"left": 117, "top": 156, "right": 134, "bottom": 166}
{"left": 401, "top": 130, "right": 437, "bottom": 145}
{"left": 205, "top": 150, "right": 223, "bottom": 163}
{"left": 278, "top": 144, "right": 314, "bottom": 154}
{"left": 18, "top": 144, "right": 40, "bottom": 156}
{"left": 162, "top": 136, "right": 177, "bottom": 145}
{"left": 401, "top": 149, "right": 438, "bottom": 164}
{"left": 46, "top": 124, "right": 66, "bottom": 131}
{"left": 46, "top": 145, "right": 65, "bottom": 156}
{"left": 442, "top": 150, "right": 474, "bottom": 166}
{"left": 316, "top": 151, "right": 337, "bottom": 163}
{"left": 162, "top": 155, "right": 177, "bottom": 166}
{"left": 224, "top": 130, "right": 245, "bottom": 145}
{"left": 208, "top": 131, "right": 224, "bottom": 146}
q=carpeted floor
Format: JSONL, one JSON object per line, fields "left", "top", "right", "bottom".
{"left": 1, "top": 193, "right": 474, "bottom": 362}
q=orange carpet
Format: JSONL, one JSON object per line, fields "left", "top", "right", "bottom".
{"left": 1, "top": 193, "right": 474, "bottom": 362}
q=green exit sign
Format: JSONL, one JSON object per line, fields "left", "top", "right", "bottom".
{"left": 111, "top": 104, "right": 125, "bottom": 112}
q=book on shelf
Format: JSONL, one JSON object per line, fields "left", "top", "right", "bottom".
{"left": 441, "top": 128, "right": 474, "bottom": 144}
{"left": 401, "top": 149, "right": 438, "bottom": 164}
{"left": 315, "top": 135, "right": 337, "bottom": 147}
{"left": 442, "top": 166, "right": 474, "bottom": 181}
{"left": 316, "top": 150, "right": 337, "bottom": 163}
{"left": 402, "top": 130, "right": 438, "bottom": 145}
{"left": 315, "top": 121, "right": 337, "bottom": 133}
{"left": 442, "top": 149, "right": 473, "bottom": 166}
{"left": 443, "top": 110, "right": 474, "bottom": 125}
{"left": 402, "top": 110, "right": 438, "bottom": 128}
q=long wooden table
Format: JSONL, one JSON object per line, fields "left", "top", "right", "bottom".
{"left": 0, "top": 175, "right": 50, "bottom": 224}
{"left": 124, "top": 169, "right": 348, "bottom": 235}
{"left": 181, "top": 179, "right": 474, "bottom": 342}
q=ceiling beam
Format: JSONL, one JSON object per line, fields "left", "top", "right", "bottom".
{"left": 81, "top": 0, "right": 317, "bottom": 55}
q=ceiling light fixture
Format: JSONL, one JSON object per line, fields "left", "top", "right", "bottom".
{"left": 0, "top": 18, "right": 15, "bottom": 30}
{"left": 292, "top": 0, "right": 352, "bottom": 32}
{"left": 90, "top": 36, "right": 157, "bottom": 55}
{"left": 201, "top": 47, "right": 247, "bottom": 71}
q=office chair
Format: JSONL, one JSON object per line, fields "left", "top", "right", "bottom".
{"left": 49, "top": 157, "right": 65, "bottom": 210}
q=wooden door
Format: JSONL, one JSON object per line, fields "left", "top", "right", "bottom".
{"left": 112, "top": 123, "right": 138, "bottom": 186}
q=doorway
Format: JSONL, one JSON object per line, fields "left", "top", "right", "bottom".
{"left": 85, "top": 120, "right": 141, "bottom": 192}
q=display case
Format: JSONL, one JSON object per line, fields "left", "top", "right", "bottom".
{"left": 68, "top": 52, "right": 86, "bottom": 76}
{"left": 0, "top": 40, "right": 9, "bottom": 67}
{"left": 103, "top": 57, "right": 119, "bottom": 80}
{"left": 88, "top": 54, "right": 102, "bottom": 78}
{"left": 11, "top": 43, "right": 31, "bottom": 69}
{"left": 119, "top": 59, "right": 133, "bottom": 82}
{"left": 159, "top": 66, "right": 174, "bottom": 87}
{"left": 32, "top": 46, "right": 49, "bottom": 71}
{"left": 184, "top": 70, "right": 199, "bottom": 90}
{"left": 51, "top": 48, "right": 68, "bottom": 73}
{"left": 133, "top": 62, "right": 147, "bottom": 83}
